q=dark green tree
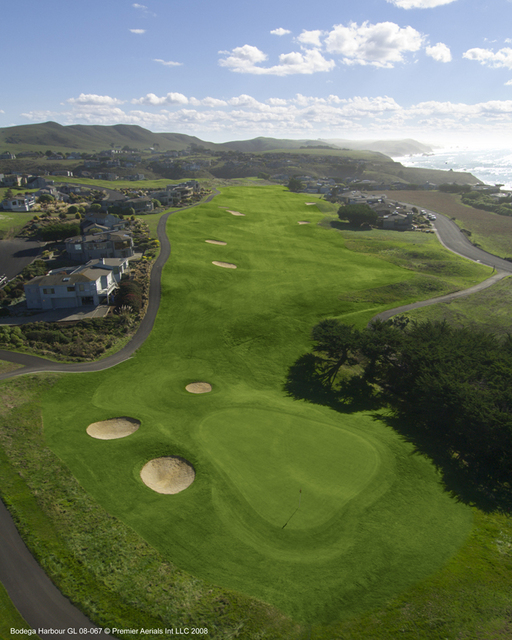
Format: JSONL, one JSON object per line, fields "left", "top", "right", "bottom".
{"left": 287, "top": 177, "right": 303, "bottom": 193}
{"left": 338, "top": 204, "right": 378, "bottom": 227}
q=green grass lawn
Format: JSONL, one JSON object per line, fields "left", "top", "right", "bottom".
{"left": 40, "top": 186, "right": 484, "bottom": 627}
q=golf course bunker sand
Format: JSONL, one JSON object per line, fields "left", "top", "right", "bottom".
{"left": 86, "top": 417, "right": 140, "bottom": 440}
{"left": 212, "top": 261, "right": 237, "bottom": 269}
{"left": 305, "top": 202, "right": 318, "bottom": 206}
{"left": 227, "top": 210, "right": 245, "bottom": 216}
{"left": 298, "top": 221, "right": 311, "bottom": 225}
{"left": 140, "top": 456, "right": 195, "bottom": 494}
{"left": 205, "top": 240, "right": 227, "bottom": 245}
{"left": 186, "top": 382, "right": 212, "bottom": 393}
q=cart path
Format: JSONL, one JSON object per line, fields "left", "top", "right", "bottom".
{"left": 369, "top": 269, "right": 510, "bottom": 324}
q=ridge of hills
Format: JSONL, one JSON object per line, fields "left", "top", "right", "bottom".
{"left": 0, "top": 122, "right": 432, "bottom": 157}
{"left": 0, "top": 122, "right": 480, "bottom": 186}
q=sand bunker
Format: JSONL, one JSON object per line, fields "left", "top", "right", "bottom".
{"left": 298, "top": 221, "right": 311, "bottom": 225}
{"left": 140, "top": 456, "right": 195, "bottom": 494}
{"left": 212, "top": 261, "right": 237, "bottom": 269}
{"left": 227, "top": 210, "right": 245, "bottom": 216}
{"left": 305, "top": 202, "right": 318, "bottom": 206}
{"left": 86, "top": 417, "right": 140, "bottom": 440}
{"left": 186, "top": 382, "right": 212, "bottom": 393}
{"left": 205, "top": 240, "right": 227, "bottom": 245}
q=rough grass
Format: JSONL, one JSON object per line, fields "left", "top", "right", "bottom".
{"left": 376, "top": 190, "right": 512, "bottom": 258}
{"left": 38, "top": 186, "right": 488, "bottom": 628}
{"left": 0, "top": 582, "right": 34, "bottom": 638}
{"left": 403, "top": 275, "right": 512, "bottom": 336}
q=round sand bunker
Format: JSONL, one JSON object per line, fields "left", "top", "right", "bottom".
{"left": 205, "top": 239, "right": 227, "bottom": 245}
{"left": 140, "top": 456, "right": 195, "bottom": 494}
{"left": 86, "top": 417, "right": 140, "bottom": 440}
{"left": 212, "top": 261, "right": 237, "bottom": 269}
{"left": 186, "top": 382, "right": 212, "bottom": 393}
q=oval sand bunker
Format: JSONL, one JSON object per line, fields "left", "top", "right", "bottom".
{"left": 212, "top": 261, "right": 237, "bottom": 269}
{"left": 205, "top": 239, "right": 227, "bottom": 245}
{"left": 227, "top": 210, "right": 245, "bottom": 216}
{"left": 86, "top": 417, "right": 140, "bottom": 440}
{"left": 298, "top": 221, "right": 311, "bottom": 225}
{"left": 140, "top": 456, "right": 195, "bottom": 494}
{"left": 186, "top": 382, "right": 212, "bottom": 393}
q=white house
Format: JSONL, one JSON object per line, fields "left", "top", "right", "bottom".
{"left": 1, "top": 194, "right": 36, "bottom": 211}
{"left": 24, "top": 257, "right": 129, "bottom": 310}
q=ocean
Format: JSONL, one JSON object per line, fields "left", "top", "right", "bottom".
{"left": 394, "top": 147, "right": 512, "bottom": 191}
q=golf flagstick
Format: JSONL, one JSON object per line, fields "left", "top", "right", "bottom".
{"left": 299, "top": 488, "right": 302, "bottom": 508}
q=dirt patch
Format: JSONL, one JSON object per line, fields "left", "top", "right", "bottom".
{"left": 298, "top": 221, "right": 311, "bottom": 225}
{"left": 227, "top": 210, "right": 245, "bottom": 216}
{"left": 140, "top": 456, "right": 195, "bottom": 494}
{"left": 205, "top": 240, "right": 227, "bottom": 245}
{"left": 86, "top": 417, "right": 140, "bottom": 440}
{"left": 185, "top": 382, "right": 212, "bottom": 393}
{"left": 212, "top": 261, "right": 237, "bottom": 269}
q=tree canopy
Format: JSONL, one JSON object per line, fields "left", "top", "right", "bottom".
{"left": 287, "top": 177, "right": 303, "bottom": 193}
{"left": 297, "top": 317, "right": 512, "bottom": 502}
{"left": 338, "top": 203, "right": 378, "bottom": 227}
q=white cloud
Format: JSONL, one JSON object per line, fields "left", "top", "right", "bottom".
{"left": 297, "top": 30, "right": 324, "bottom": 48}
{"left": 132, "top": 3, "right": 147, "bottom": 8}
{"left": 271, "top": 28, "right": 290, "bottom": 36}
{"left": 130, "top": 29, "right": 146, "bottom": 34}
{"left": 325, "top": 21, "right": 424, "bottom": 68}
{"left": 219, "top": 45, "right": 334, "bottom": 75}
{"left": 154, "top": 58, "right": 183, "bottom": 67}
{"left": 506, "top": 79, "right": 512, "bottom": 86}
{"left": 426, "top": 42, "right": 452, "bottom": 62}
{"left": 463, "top": 47, "right": 512, "bottom": 70}
{"left": 386, "top": 0, "right": 458, "bottom": 8}
{"left": 132, "top": 92, "right": 189, "bottom": 105}
{"left": 66, "top": 94, "right": 125, "bottom": 106}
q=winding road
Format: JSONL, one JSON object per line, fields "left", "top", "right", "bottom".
{"left": 0, "top": 194, "right": 510, "bottom": 635}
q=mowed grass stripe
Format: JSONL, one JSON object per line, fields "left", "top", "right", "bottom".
{"left": 43, "top": 186, "right": 473, "bottom": 624}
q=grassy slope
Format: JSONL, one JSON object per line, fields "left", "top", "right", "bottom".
{"left": 40, "top": 187, "right": 484, "bottom": 628}
{"left": 376, "top": 190, "right": 512, "bottom": 257}
{"left": 403, "top": 275, "right": 512, "bottom": 336}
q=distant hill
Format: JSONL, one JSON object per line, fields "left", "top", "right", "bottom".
{"left": 0, "top": 122, "right": 221, "bottom": 153}
{"left": 0, "top": 122, "right": 430, "bottom": 158}
{"left": 322, "top": 138, "right": 433, "bottom": 157}
{"left": 220, "top": 137, "right": 338, "bottom": 153}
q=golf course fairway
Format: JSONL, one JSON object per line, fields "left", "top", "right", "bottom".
{"left": 43, "top": 186, "right": 474, "bottom": 624}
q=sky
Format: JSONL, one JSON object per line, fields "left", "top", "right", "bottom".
{"left": 2, "top": 0, "right": 512, "bottom": 148}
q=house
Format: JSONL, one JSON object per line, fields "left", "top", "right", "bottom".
{"left": 381, "top": 212, "right": 413, "bottom": 230}
{"left": 1, "top": 194, "right": 36, "bottom": 211}
{"left": 24, "top": 257, "right": 129, "bottom": 310}
{"left": 118, "top": 197, "right": 153, "bottom": 213}
{"left": 26, "top": 176, "right": 54, "bottom": 189}
{"left": 83, "top": 211, "right": 128, "bottom": 230}
{"left": 0, "top": 152, "right": 16, "bottom": 160}
{"left": 65, "top": 230, "right": 134, "bottom": 262}
{"left": 1, "top": 174, "right": 24, "bottom": 187}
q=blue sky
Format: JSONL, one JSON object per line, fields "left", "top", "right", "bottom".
{"left": 3, "top": 0, "right": 512, "bottom": 147}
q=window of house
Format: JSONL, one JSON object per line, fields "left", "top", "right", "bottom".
{"left": 42, "top": 288, "right": 55, "bottom": 294}
{"left": 78, "top": 284, "right": 85, "bottom": 291}
{"left": 67, "top": 286, "right": 74, "bottom": 292}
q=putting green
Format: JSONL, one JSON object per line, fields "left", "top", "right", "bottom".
{"left": 42, "top": 186, "right": 476, "bottom": 624}
{"left": 199, "top": 407, "right": 382, "bottom": 532}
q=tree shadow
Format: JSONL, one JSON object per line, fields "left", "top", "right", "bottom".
{"left": 284, "top": 356, "right": 512, "bottom": 514}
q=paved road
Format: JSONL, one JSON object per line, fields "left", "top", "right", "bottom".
{"left": 0, "top": 191, "right": 218, "bottom": 633}
{"left": 0, "top": 238, "right": 43, "bottom": 282}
